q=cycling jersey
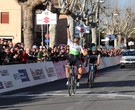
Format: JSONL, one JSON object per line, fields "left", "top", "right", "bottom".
{"left": 68, "top": 39, "right": 84, "bottom": 56}
{"left": 67, "top": 38, "right": 84, "bottom": 68}
{"left": 88, "top": 50, "right": 100, "bottom": 64}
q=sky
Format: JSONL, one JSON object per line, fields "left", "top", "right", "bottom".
{"left": 106, "top": 0, "right": 135, "bottom": 10}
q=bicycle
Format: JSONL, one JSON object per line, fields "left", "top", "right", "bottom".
{"left": 88, "top": 63, "right": 96, "bottom": 88}
{"left": 67, "top": 64, "right": 77, "bottom": 96}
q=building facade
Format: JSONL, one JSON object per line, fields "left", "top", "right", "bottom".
{"left": 0, "top": 0, "right": 21, "bottom": 43}
{"left": 0, "top": 0, "right": 67, "bottom": 46}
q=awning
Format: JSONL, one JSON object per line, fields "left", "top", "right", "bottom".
{"left": 0, "top": 36, "right": 14, "bottom": 39}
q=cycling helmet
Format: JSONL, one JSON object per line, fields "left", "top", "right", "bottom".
{"left": 91, "top": 46, "right": 97, "bottom": 51}
{"left": 74, "top": 36, "right": 80, "bottom": 40}
{"left": 76, "top": 37, "right": 80, "bottom": 40}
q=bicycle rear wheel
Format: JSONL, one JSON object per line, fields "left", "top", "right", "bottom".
{"left": 88, "top": 70, "right": 94, "bottom": 88}
{"left": 68, "top": 74, "right": 73, "bottom": 96}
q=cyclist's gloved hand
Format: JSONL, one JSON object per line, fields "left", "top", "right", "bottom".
{"left": 67, "top": 25, "right": 70, "bottom": 28}
{"left": 96, "top": 63, "right": 99, "bottom": 66}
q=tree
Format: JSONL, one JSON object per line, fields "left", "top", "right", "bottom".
{"left": 16, "top": 0, "right": 103, "bottom": 48}
{"left": 16, "top": 0, "right": 54, "bottom": 49}
{"left": 104, "top": 8, "right": 135, "bottom": 47}
{"left": 59, "top": 0, "right": 104, "bottom": 46}
{"left": 101, "top": 0, "right": 135, "bottom": 48}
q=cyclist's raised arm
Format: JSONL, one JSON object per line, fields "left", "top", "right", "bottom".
{"left": 67, "top": 25, "right": 71, "bottom": 39}
{"left": 67, "top": 25, "right": 73, "bottom": 45}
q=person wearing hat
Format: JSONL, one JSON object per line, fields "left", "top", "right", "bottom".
{"left": 37, "top": 46, "right": 45, "bottom": 62}
{"left": 65, "top": 25, "right": 87, "bottom": 87}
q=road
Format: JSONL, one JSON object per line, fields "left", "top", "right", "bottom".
{"left": 0, "top": 65, "right": 135, "bottom": 110}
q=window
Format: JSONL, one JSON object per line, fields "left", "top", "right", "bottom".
{"left": 0, "top": 12, "right": 9, "bottom": 24}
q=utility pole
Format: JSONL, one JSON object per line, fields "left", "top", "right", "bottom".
{"left": 91, "top": 0, "right": 100, "bottom": 46}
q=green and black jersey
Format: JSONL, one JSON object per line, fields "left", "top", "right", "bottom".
{"left": 68, "top": 39, "right": 84, "bottom": 56}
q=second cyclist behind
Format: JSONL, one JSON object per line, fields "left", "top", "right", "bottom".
{"left": 86, "top": 43, "right": 101, "bottom": 77}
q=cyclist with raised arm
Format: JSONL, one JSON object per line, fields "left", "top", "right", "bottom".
{"left": 65, "top": 25, "right": 87, "bottom": 87}
{"left": 86, "top": 43, "right": 101, "bottom": 78}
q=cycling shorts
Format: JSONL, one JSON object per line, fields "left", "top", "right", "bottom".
{"left": 66, "top": 54, "right": 82, "bottom": 69}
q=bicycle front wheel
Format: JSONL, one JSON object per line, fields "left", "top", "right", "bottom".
{"left": 72, "top": 74, "right": 77, "bottom": 94}
{"left": 68, "top": 74, "right": 73, "bottom": 96}
{"left": 88, "top": 70, "right": 94, "bottom": 88}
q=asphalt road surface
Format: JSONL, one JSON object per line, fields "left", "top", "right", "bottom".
{"left": 1, "top": 65, "right": 135, "bottom": 110}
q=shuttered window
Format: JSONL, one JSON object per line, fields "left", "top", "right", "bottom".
{"left": 1, "top": 12, "right": 9, "bottom": 24}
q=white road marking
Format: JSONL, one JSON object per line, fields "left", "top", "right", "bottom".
{"left": 76, "top": 90, "right": 92, "bottom": 94}
{"left": 54, "top": 91, "right": 62, "bottom": 93}
{"left": 2, "top": 91, "right": 135, "bottom": 99}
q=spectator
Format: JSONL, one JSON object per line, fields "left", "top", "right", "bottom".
{"left": 37, "top": 46, "right": 44, "bottom": 62}
{"left": 0, "top": 39, "right": 123, "bottom": 65}
{"left": 21, "top": 48, "right": 29, "bottom": 64}
{"left": 29, "top": 45, "right": 38, "bottom": 62}
{"left": 4, "top": 47, "right": 14, "bottom": 64}
{"left": 12, "top": 46, "right": 22, "bottom": 64}
{"left": 0, "top": 52, "right": 9, "bottom": 65}
{"left": 8, "top": 41, "right": 14, "bottom": 49}
{"left": 0, "top": 38, "right": 4, "bottom": 49}
{"left": 51, "top": 46, "right": 59, "bottom": 62}
{"left": 58, "top": 47, "right": 67, "bottom": 61}
{"left": 43, "top": 48, "right": 50, "bottom": 61}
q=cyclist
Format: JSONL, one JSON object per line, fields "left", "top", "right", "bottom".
{"left": 65, "top": 25, "right": 87, "bottom": 87}
{"left": 86, "top": 43, "right": 101, "bottom": 78}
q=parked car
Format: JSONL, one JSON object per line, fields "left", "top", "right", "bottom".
{"left": 120, "top": 49, "right": 135, "bottom": 68}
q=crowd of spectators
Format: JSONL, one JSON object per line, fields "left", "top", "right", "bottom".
{"left": 97, "top": 47, "right": 122, "bottom": 57}
{"left": 0, "top": 38, "right": 70, "bottom": 65}
{"left": 0, "top": 38, "right": 122, "bottom": 65}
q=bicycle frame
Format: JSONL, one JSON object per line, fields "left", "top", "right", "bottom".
{"left": 88, "top": 63, "right": 95, "bottom": 88}
{"left": 89, "top": 63, "right": 95, "bottom": 73}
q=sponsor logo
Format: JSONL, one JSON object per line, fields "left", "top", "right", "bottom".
{"left": 44, "top": 17, "right": 50, "bottom": 23}
{"left": 0, "top": 69, "right": 9, "bottom": 76}
{"left": 4, "top": 81, "right": 13, "bottom": 88}
{"left": 18, "top": 69, "right": 30, "bottom": 82}
{"left": 13, "top": 73, "right": 21, "bottom": 80}
{"left": 30, "top": 69, "right": 45, "bottom": 80}
{"left": 0, "top": 82, "right": 4, "bottom": 89}
{"left": 45, "top": 67, "right": 55, "bottom": 77}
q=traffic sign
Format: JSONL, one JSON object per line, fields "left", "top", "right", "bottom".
{"left": 128, "top": 41, "right": 134, "bottom": 46}
{"left": 36, "top": 9, "right": 57, "bottom": 25}
{"left": 105, "top": 34, "right": 115, "bottom": 41}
